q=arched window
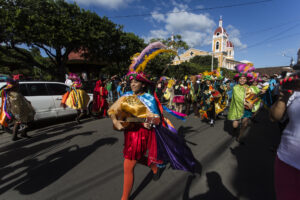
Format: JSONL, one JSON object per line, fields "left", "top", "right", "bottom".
{"left": 229, "top": 51, "right": 231, "bottom": 56}
{"left": 216, "top": 41, "right": 219, "bottom": 50}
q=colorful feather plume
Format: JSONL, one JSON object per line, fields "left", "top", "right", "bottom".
{"left": 235, "top": 63, "right": 255, "bottom": 73}
{"left": 129, "top": 42, "right": 176, "bottom": 72}
{"left": 251, "top": 72, "right": 259, "bottom": 80}
{"left": 203, "top": 71, "right": 214, "bottom": 76}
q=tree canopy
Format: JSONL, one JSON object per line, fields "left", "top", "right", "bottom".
{"left": 190, "top": 55, "right": 218, "bottom": 68}
{"left": 0, "top": 0, "right": 143, "bottom": 80}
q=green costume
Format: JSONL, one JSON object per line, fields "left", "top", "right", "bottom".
{"left": 250, "top": 85, "right": 261, "bottom": 113}
{"left": 227, "top": 84, "right": 248, "bottom": 121}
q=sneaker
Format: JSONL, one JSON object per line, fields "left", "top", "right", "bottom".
{"left": 209, "top": 120, "right": 214, "bottom": 127}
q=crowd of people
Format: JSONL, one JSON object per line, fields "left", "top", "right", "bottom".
{"left": 0, "top": 41, "right": 299, "bottom": 200}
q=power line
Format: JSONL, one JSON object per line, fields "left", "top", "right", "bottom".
{"left": 107, "top": 0, "right": 272, "bottom": 19}
{"left": 247, "top": 31, "right": 300, "bottom": 49}
{"left": 243, "top": 19, "right": 300, "bottom": 37}
{"left": 241, "top": 23, "right": 300, "bottom": 50}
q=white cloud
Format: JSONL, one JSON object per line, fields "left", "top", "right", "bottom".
{"left": 170, "top": 1, "right": 189, "bottom": 10}
{"left": 146, "top": 5, "right": 215, "bottom": 48}
{"left": 144, "top": 29, "right": 169, "bottom": 43}
{"left": 151, "top": 11, "right": 165, "bottom": 22}
{"left": 226, "top": 24, "right": 247, "bottom": 49}
{"left": 70, "top": 0, "right": 134, "bottom": 9}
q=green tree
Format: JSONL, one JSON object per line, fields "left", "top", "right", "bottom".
{"left": 99, "top": 32, "right": 146, "bottom": 76}
{"left": 167, "top": 62, "right": 198, "bottom": 79}
{"left": 0, "top": 46, "right": 53, "bottom": 79}
{"left": 146, "top": 35, "right": 189, "bottom": 78}
{"left": 189, "top": 55, "right": 218, "bottom": 68}
{"left": 150, "top": 34, "right": 189, "bottom": 54}
{"left": 0, "top": 0, "right": 122, "bottom": 80}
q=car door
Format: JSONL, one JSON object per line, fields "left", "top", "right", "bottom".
{"left": 46, "top": 83, "right": 77, "bottom": 117}
{"left": 26, "top": 83, "right": 57, "bottom": 120}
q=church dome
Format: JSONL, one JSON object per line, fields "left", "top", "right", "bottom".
{"left": 226, "top": 41, "right": 234, "bottom": 48}
{"left": 214, "top": 27, "right": 227, "bottom": 36}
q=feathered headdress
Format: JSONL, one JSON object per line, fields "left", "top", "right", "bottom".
{"left": 126, "top": 42, "right": 176, "bottom": 84}
{"left": 202, "top": 71, "right": 214, "bottom": 81}
{"left": 235, "top": 63, "right": 255, "bottom": 73}
{"left": 129, "top": 42, "right": 176, "bottom": 73}
{"left": 68, "top": 73, "right": 80, "bottom": 81}
{"left": 234, "top": 63, "right": 255, "bottom": 80}
{"left": 250, "top": 72, "right": 260, "bottom": 82}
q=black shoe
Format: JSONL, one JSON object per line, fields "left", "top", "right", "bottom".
{"left": 12, "top": 136, "right": 20, "bottom": 141}
{"left": 76, "top": 117, "right": 81, "bottom": 124}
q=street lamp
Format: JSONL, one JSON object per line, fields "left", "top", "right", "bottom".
{"left": 282, "top": 53, "right": 294, "bottom": 67}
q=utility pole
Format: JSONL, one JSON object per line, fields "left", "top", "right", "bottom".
{"left": 211, "top": 52, "right": 214, "bottom": 72}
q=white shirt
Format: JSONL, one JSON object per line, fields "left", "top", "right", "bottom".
{"left": 277, "top": 91, "right": 300, "bottom": 170}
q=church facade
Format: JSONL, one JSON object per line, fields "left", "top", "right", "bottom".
{"left": 173, "top": 17, "right": 247, "bottom": 70}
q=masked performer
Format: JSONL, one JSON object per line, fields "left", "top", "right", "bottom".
{"left": 92, "top": 80, "right": 108, "bottom": 118}
{"left": 185, "top": 76, "right": 200, "bottom": 117}
{"left": 108, "top": 42, "right": 196, "bottom": 200}
{"left": 227, "top": 64, "right": 255, "bottom": 143}
{"left": 61, "top": 73, "right": 90, "bottom": 123}
{"left": 199, "top": 74, "right": 221, "bottom": 126}
{"left": 0, "top": 78, "right": 35, "bottom": 141}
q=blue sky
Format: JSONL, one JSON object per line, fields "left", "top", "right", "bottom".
{"left": 68, "top": 0, "right": 300, "bottom": 68}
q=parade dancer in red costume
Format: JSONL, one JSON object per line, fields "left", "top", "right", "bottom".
{"left": 92, "top": 80, "right": 108, "bottom": 117}
{"left": 108, "top": 42, "right": 196, "bottom": 200}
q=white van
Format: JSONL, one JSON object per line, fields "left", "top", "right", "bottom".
{"left": 0, "top": 81, "right": 94, "bottom": 121}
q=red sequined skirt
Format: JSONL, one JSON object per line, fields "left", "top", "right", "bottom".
{"left": 123, "top": 125, "right": 162, "bottom": 166}
{"left": 173, "top": 95, "right": 185, "bottom": 103}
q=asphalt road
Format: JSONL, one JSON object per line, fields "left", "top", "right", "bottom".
{"left": 0, "top": 110, "right": 280, "bottom": 200}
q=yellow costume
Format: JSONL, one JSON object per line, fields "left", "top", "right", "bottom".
{"left": 65, "top": 88, "right": 90, "bottom": 110}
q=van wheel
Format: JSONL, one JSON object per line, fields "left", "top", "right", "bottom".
{"left": 88, "top": 102, "right": 97, "bottom": 117}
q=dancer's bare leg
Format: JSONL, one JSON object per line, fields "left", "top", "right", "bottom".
{"left": 122, "top": 159, "right": 137, "bottom": 200}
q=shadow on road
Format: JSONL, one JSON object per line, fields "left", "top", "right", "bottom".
{"left": 226, "top": 109, "right": 281, "bottom": 200}
{"left": 0, "top": 120, "right": 87, "bottom": 153}
{"left": 183, "top": 172, "right": 238, "bottom": 200}
{"left": 129, "top": 171, "right": 155, "bottom": 200}
{"left": 0, "top": 134, "right": 117, "bottom": 195}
